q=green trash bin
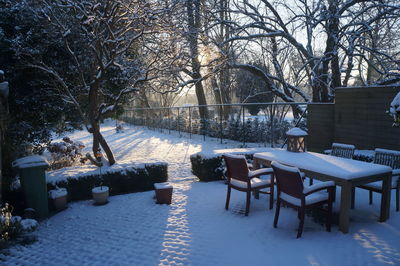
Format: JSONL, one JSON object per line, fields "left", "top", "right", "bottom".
{"left": 12, "top": 155, "right": 49, "bottom": 219}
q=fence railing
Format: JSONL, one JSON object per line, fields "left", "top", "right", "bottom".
{"left": 120, "top": 102, "right": 313, "bottom": 147}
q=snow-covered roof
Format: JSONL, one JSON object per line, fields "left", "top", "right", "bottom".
{"left": 286, "top": 127, "right": 308, "bottom": 136}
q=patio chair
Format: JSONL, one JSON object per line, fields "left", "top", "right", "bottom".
{"left": 309, "top": 143, "right": 355, "bottom": 185}
{"left": 355, "top": 148, "right": 400, "bottom": 211}
{"left": 271, "top": 161, "right": 335, "bottom": 238}
{"left": 331, "top": 143, "right": 355, "bottom": 159}
{"left": 223, "top": 154, "right": 274, "bottom": 216}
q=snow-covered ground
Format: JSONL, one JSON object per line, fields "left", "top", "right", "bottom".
{"left": 3, "top": 121, "right": 400, "bottom": 265}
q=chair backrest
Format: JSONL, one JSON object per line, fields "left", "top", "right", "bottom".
{"left": 331, "top": 143, "right": 355, "bottom": 159}
{"left": 223, "top": 154, "right": 249, "bottom": 182}
{"left": 271, "top": 161, "right": 304, "bottom": 199}
{"left": 374, "top": 148, "right": 400, "bottom": 169}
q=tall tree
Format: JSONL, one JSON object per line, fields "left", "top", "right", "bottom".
{"left": 19, "top": 0, "right": 161, "bottom": 165}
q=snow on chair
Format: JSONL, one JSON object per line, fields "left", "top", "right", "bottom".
{"left": 271, "top": 161, "right": 335, "bottom": 238}
{"left": 223, "top": 154, "right": 274, "bottom": 216}
{"left": 356, "top": 148, "right": 400, "bottom": 211}
{"left": 331, "top": 143, "right": 355, "bottom": 159}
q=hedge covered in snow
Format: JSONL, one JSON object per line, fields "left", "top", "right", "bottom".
{"left": 190, "top": 148, "right": 266, "bottom": 182}
{"left": 46, "top": 162, "right": 168, "bottom": 201}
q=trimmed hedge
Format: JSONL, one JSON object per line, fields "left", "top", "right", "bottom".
{"left": 190, "top": 154, "right": 224, "bottom": 182}
{"left": 190, "top": 149, "right": 261, "bottom": 182}
{"left": 46, "top": 163, "right": 168, "bottom": 201}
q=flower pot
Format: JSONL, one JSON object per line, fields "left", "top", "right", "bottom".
{"left": 48, "top": 188, "right": 68, "bottom": 211}
{"left": 92, "top": 186, "right": 109, "bottom": 205}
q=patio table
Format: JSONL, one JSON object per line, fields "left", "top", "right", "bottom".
{"left": 253, "top": 148, "right": 392, "bottom": 233}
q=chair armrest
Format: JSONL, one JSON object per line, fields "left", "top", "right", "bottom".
{"left": 392, "top": 169, "right": 400, "bottom": 176}
{"left": 248, "top": 168, "right": 273, "bottom": 178}
{"left": 303, "top": 181, "right": 335, "bottom": 195}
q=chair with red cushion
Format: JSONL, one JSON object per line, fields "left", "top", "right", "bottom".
{"left": 271, "top": 161, "right": 336, "bottom": 238}
{"left": 223, "top": 154, "right": 274, "bottom": 216}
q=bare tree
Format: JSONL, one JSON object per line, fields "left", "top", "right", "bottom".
{"left": 211, "top": 0, "right": 400, "bottom": 103}
{"left": 27, "top": 0, "right": 162, "bottom": 165}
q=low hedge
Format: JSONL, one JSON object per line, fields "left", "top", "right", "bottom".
{"left": 46, "top": 162, "right": 168, "bottom": 201}
{"left": 190, "top": 148, "right": 265, "bottom": 182}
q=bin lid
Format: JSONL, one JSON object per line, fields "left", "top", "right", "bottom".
{"left": 12, "top": 155, "right": 49, "bottom": 169}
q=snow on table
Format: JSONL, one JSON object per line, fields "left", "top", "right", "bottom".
{"left": 255, "top": 148, "right": 392, "bottom": 180}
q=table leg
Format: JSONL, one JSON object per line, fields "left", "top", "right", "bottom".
{"left": 339, "top": 183, "right": 352, "bottom": 234}
{"left": 380, "top": 173, "right": 392, "bottom": 222}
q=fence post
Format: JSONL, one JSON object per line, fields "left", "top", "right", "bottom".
{"left": 168, "top": 109, "right": 171, "bottom": 134}
{"left": 219, "top": 104, "right": 223, "bottom": 144}
{"left": 242, "top": 105, "right": 246, "bottom": 146}
{"left": 189, "top": 107, "right": 192, "bottom": 139}
{"left": 177, "top": 107, "right": 181, "bottom": 137}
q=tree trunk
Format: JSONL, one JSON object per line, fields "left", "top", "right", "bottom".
{"left": 187, "top": 0, "right": 208, "bottom": 120}
{"left": 88, "top": 82, "right": 116, "bottom": 166}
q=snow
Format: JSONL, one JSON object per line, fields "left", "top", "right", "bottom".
{"left": 12, "top": 155, "right": 49, "bottom": 169}
{"left": 256, "top": 149, "right": 392, "bottom": 180}
{"left": 20, "top": 219, "right": 39, "bottom": 232}
{"left": 389, "top": 92, "right": 400, "bottom": 115}
{"left": 375, "top": 148, "right": 400, "bottom": 156}
{"left": 92, "top": 186, "right": 109, "bottom": 193}
{"left": 46, "top": 161, "right": 167, "bottom": 186}
{"left": 154, "top": 182, "right": 173, "bottom": 189}
{"left": 48, "top": 188, "right": 67, "bottom": 199}
{"left": 332, "top": 143, "right": 355, "bottom": 149}
{"left": 3, "top": 120, "right": 400, "bottom": 265}
{"left": 286, "top": 127, "right": 308, "bottom": 136}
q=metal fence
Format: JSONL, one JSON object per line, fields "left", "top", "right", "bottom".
{"left": 120, "top": 102, "right": 310, "bottom": 147}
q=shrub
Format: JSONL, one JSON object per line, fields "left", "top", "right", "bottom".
{"left": 190, "top": 148, "right": 263, "bottom": 182}
{"left": 190, "top": 155, "right": 224, "bottom": 182}
{"left": 0, "top": 203, "right": 38, "bottom": 250}
{"left": 46, "top": 162, "right": 168, "bottom": 201}
{"left": 46, "top": 137, "right": 85, "bottom": 170}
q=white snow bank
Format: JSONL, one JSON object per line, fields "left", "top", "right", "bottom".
{"left": 46, "top": 161, "right": 167, "bottom": 185}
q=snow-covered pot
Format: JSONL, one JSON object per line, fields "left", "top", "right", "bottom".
{"left": 48, "top": 188, "right": 68, "bottom": 211}
{"left": 286, "top": 127, "right": 308, "bottom": 152}
{"left": 92, "top": 186, "right": 109, "bottom": 205}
